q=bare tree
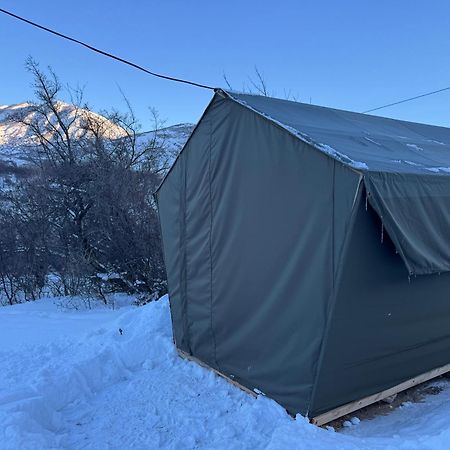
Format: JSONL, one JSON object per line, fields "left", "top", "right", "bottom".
{"left": 222, "top": 72, "right": 234, "bottom": 91}
{"left": 1, "top": 59, "right": 168, "bottom": 303}
{"left": 223, "top": 66, "right": 300, "bottom": 101}
{"left": 247, "top": 66, "right": 270, "bottom": 96}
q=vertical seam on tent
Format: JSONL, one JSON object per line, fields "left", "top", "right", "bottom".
{"left": 307, "top": 167, "right": 363, "bottom": 417}
{"left": 153, "top": 193, "right": 177, "bottom": 347}
{"left": 208, "top": 116, "right": 219, "bottom": 370}
{"left": 180, "top": 155, "right": 191, "bottom": 354}
{"left": 332, "top": 161, "right": 336, "bottom": 290}
{"left": 305, "top": 159, "right": 336, "bottom": 417}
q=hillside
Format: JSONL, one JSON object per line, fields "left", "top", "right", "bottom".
{"left": 0, "top": 102, "right": 193, "bottom": 174}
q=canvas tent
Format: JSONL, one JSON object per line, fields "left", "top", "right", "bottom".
{"left": 155, "top": 89, "right": 450, "bottom": 423}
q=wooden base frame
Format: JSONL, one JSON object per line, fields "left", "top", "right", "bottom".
{"left": 311, "top": 362, "right": 450, "bottom": 426}
{"left": 176, "top": 349, "right": 450, "bottom": 427}
{"left": 177, "top": 349, "right": 257, "bottom": 398}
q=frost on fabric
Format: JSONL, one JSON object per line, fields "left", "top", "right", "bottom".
{"left": 425, "top": 167, "right": 450, "bottom": 173}
{"left": 315, "top": 143, "right": 369, "bottom": 170}
{"left": 404, "top": 160, "right": 421, "bottom": 167}
{"left": 364, "top": 137, "right": 381, "bottom": 146}
{"left": 391, "top": 159, "right": 426, "bottom": 168}
{"left": 224, "top": 92, "right": 369, "bottom": 171}
{"left": 406, "top": 143, "right": 424, "bottom": 152}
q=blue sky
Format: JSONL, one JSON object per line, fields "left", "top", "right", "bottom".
{"left": 2, "top": 1, "right": 450, "bottom": 130}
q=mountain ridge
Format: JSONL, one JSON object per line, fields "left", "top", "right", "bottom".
{"left": 0, "top": 102, "right": 194, "bottom": 173}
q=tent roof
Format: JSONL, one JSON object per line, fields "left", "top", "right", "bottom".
{"left": 222, "top": 90, "right": 450, "bottom": 175}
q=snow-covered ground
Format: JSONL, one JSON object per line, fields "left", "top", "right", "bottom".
{"left": 1, "top": 296, "right": 450, "bottom": 449}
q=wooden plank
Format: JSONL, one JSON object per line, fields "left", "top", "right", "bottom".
{"left": 311, "top": 361, "right": 450, "bottom": 426}
{"left": 177, "top": 349, "right": 257, "bottom": 398}
{"left": 178, "top": 348, "right": 450, "bottom": 426}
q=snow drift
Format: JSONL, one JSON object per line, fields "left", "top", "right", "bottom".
{"left": 1, "top": 296, "right": 450, "bottom": 449}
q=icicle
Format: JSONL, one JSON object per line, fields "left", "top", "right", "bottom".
{"left": 408, "top": 274, "right": 411, "bottom": 283}
{"left": 381, "top": 222, "right": 384, "bottom": 243}
{"left": 365, "top": 192, "right": 368, "bottom": 211}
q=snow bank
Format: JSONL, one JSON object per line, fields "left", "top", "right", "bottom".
{"left": 1, "top": 297, "right": 450, "bottom": 449}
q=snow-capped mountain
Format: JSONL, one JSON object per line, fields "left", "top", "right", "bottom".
{"left": 0, "top": 102, "right": 193, "bottom": 174}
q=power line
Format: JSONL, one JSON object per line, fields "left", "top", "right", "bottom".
{"left": 0, "top": 7, "right": 216, "bottom": 91}
{"left": 4, "top": 7, "right": 450, "bottom": 111}
{"left": 362, "top": 86, "right": 450, "bottom": 114}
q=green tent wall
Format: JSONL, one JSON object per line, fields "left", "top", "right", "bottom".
{"left": 156, "top": 90, "right": 450, "bottom": 417}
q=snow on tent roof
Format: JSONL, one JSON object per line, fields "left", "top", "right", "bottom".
{"left": 223, "top": 90, "right": 450, "bottom": 175}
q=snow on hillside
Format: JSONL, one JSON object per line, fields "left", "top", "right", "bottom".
{"left": 0, "top": 103, "right": 33, "bottom": 167}
{"left": 0, "top": 102, "right": 125, "bottom": 167}
{"left": 137, "top": 122, "right": 194, "bottom": 171}
{"left": 2, "top": 296, "right": 450, "bottom": 449}
{"left": 0, "top": 102, "right": 193, "bottom": 171}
